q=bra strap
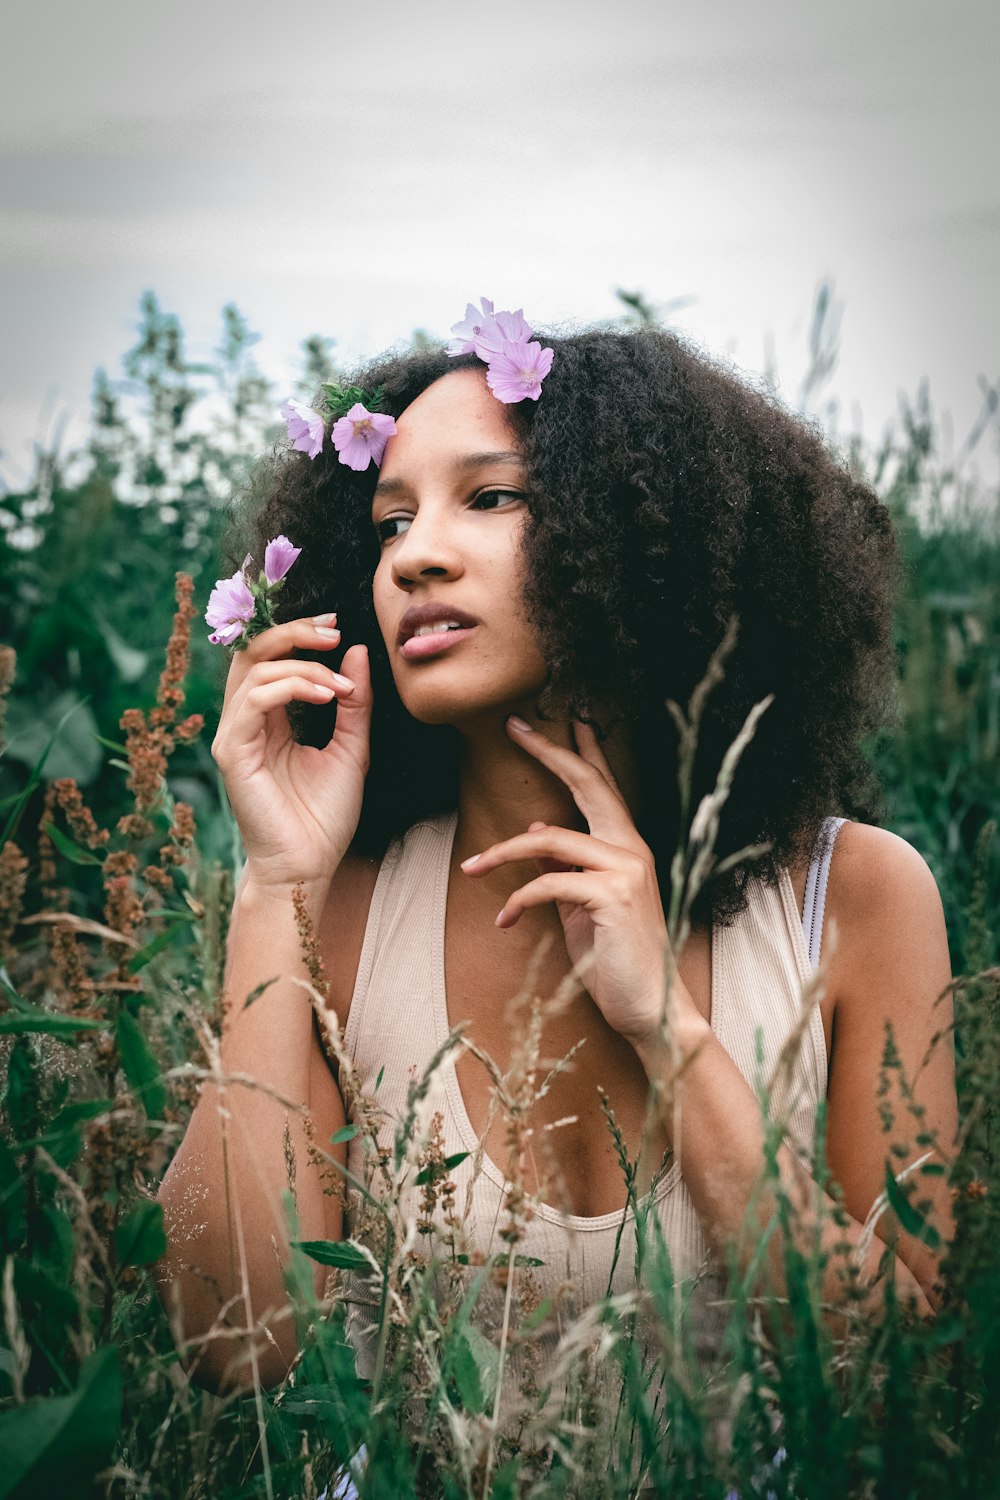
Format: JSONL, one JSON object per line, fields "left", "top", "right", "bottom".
{"left": 802, "top": 817, "right": 847, "bottom": 968}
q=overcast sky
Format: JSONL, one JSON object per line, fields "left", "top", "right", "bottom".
{"left": 2, "top": 0, "right": 997, "bottom": 490}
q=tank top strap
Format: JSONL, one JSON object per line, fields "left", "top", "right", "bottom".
{"left": 342, "top": 812, "right": 457, "bottom": 1065}
{"left": 802, "top": 816, "right": 847, "bottom": 969}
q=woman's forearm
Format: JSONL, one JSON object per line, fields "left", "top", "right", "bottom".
{"left": 632, "top": 1009, "right": 935, "bottom": 1326}
{"left": 156, "top": 877, "right": 342, "bottom": 1390}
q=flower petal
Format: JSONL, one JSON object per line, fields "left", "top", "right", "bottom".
{"left": 337, "top": 433, "right": 375, "bottom": 471}
{"left": 263, "top": 535, "right": 302, "bottom": 585}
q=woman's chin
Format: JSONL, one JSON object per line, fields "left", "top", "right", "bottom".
{"left": 398, "top": 687, "right": 522, "bottom": 732}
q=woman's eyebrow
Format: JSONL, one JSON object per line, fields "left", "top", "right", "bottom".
{"left": 371, "top": 450, "right": 524, "bottom": 502}
{"left": 452, "top": 449, "right": 524, "bottom": 473}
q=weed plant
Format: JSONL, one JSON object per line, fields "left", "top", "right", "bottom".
{"left": 0, "top": 568, "right": 996, "bottom": 1499}
{"left": 0, "top": 291, "right": 998, "bottom": 1496}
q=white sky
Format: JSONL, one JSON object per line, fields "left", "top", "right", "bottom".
{"left": 2, "top": 0, "right": 998, "bottom": 490}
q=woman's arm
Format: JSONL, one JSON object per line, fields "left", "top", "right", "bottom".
{"left": 154, "top": 618, "right": 371, "bottom": 1391}
{"left": 460, "top": 720, "right": 958, "bottom": 1323}
{"left": 156, "top": 873, "right": 349, "bottom": 1393}
{"left": 633, "top": 822, "right": 958, "bottom": 1321}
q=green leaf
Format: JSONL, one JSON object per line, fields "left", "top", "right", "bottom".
{"left": 0, "top": 1135, "right": 26, "bottom": 1249}
{"left": 0, "top": 1345, "right": 120, "bottom": 1500}
{"left": 446, "top": 1323, "right": 498, "bottom": 1415}
{"left": 241, "top": 977, "right": 279, "bottom": 1011}
{"left": 414, "top": 1150, "right": 470, "bottom": 1186}
{"left": 2, "top": 1040, "right": 40, "bottom": 1138}
{"left": 518, "top": 1296, "right": 553, "bottom": 1333}
{"left": 0, "top": 999, "right": 103, "bottom": 1038}
{"left": 92, "top": 734, "right": 129, "bottom": 755}
{"left": 126, "top": 921, "right": 188, "bottom": 975}
{"left": 491, "top": 1458, "right": 523, "bottom": 1500}
{"left": 2, "top": 691, "right": 101, "bottom": 792}
{"left": 91, "top": 609, "right": 149, "bottom": 684}
{"left": 115, "top": 1011, "right": 165, "bottom": 1118}
{"left": 14, "top": 1257, "right": 78, "bottom": 1327}
{"left": 883, "top": 1162, "right": 941, "bottom": 1249}
{"left": 454, "top": 1252, "right": 545, "bottom": 1268}
{"left": 330, "top": 1124, "right": 358, "bottom": 1144}
{"left": 0, "top": 695, "right": 96, "bottom": 844}
{"left": 293, "top": 1239, "right": 373, "bottom": 1271}
{"left": 274, "top": 1369, "right": 366, "bottom": 1419}
{"left": 115, "top": 1199, "right": 167, "bottom": 1266}
{"left": 29, "top": 1097, "right": 113, "bottom": 1169}
{"left": 41, "top": 822, "right": 105, "bottom": 867}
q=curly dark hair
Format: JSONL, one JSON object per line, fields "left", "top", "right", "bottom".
{"left": 225, "top": 324, "right": 899, "bottom": 926}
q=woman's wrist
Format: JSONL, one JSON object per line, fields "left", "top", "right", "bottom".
{"left": 238, "top": 869, "right": 334, "bottom": 925}
{"left": 631, "top": 1005, "right": 714, "bottom": 1080}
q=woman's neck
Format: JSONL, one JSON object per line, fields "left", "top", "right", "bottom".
{"left": 451, "top": 711, "right": 643, "bottom": 905}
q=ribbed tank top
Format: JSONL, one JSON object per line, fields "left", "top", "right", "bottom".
{"left": 339, "top": 811, "right": 842, "bottom": 1442}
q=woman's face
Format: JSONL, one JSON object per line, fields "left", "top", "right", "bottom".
{"left": 371, "top": 368, "right": 550, "bottom": 727}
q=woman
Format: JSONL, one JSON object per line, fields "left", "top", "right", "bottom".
{"left": 157, "top": 315, "right": 956, "bottom": 1449}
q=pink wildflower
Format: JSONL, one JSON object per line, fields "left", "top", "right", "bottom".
{"left": 484, "top": 339, "right": 555, "bottom": 403}
{"left": 330, "top": 403, "right": 397, "bottom": 471}
{"left": 205, "top": 570, "right": 255, "bottom": 645}
{"left": 473, "top": 308, "right": 534, "bottom": 361}
{"left": 446, "top": 297, "right": 496, "bottom": 356}
{"left": 280, "top": 398, "right": 325, "bottom": 459}
{"left": 263, "top": 535, "right": 301, "bottom": 585}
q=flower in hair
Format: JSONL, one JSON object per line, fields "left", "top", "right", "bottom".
{"left": 331, "top": 402, "right": 398, "bottom": 471}
{"left": 205, "top": 536, "right": 302, "bottom": 649}
{"left": 280, "top": 398, "right": 325, "bottom": 459}
{"left": 472, "top": 308, "right": 534, "bottom": 361}
{"left": 485, "top": 339, "right": 555, "bottom": 403}
{"left": 448, "top": 296, "right": 554, "bottom": 401}
{"left": 446, "top": 297, "right": 495, "bottom": 356}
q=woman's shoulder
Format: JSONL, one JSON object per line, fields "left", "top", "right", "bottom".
{"left": 822, "top": 820, "right": 950, "bottom": 1013}
{"left": 826, "top": 821, "right": 944, "bottom": 932}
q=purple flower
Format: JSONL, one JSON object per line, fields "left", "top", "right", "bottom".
{"left": 263, "top": 534, "right": 301, "bottom": 585}
{"left": 205, "top": 569, "right": 255, "bottom": 646}
{"left": 446, "top": 296, "right": 496, "bottom": 356}
{"left": 484, "top": 339, "right": 555, "bottom": 403}
{"left": 331, "top": 403, "right": 397, "bottom": 471}
{"left": 473, "top": 307, "right": 534, "bottom": 361}
{"left": 280, "top": 397, "right": 325, "bottom": 459}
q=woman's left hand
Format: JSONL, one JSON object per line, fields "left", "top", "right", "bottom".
{"left": 460, "top": 716, "right": 673, "bottom": 1052}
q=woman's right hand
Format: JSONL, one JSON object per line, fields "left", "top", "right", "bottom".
{"left": 210, "top": 614, "right": 372, "bottom": 894}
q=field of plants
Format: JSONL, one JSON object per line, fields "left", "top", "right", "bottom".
{"left": 0, "top": 291, "right": 997, "bottom": 1498}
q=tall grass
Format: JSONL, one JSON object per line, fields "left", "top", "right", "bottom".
{"left": 0, "top": 290, "right": 998, "bottom": 1496}
{"left": 0, "top": 563, "right": 996, "bottom": 1498}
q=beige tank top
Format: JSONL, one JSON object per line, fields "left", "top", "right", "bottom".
{"left": 339, "top": 808, "right": 829, "bottom": 1440}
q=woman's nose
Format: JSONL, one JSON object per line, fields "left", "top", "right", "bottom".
{"left": 390, "top": 511, "right": 464, "bottom": 586}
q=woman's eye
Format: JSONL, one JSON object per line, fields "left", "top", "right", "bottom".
{"left": 374, "top": 490, "right": 524, "bottom": 543}
{"left": 375, "top": 516, "right": 410, "bottom": 542}
{"left": 472, "top": 488, "right": 524, "bottom": 511}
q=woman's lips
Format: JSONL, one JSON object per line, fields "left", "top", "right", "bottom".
{"left": 400, "top": 626, "right": 478, "bottom": 661}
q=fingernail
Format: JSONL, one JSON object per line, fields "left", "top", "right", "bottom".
{"left": 495, "top": 907, "right": 507, "bottom": 926}
{"left": 508, "top": 715, "right": 531, "bottom": 733}
{"left": 314, "top": 612, "right": 337, "bottom": 624}
{"left": 460, "top": 853, "right": 480, "bottom": 869}
{"left": 332, "top": 673, "right": 353, "bottom": 686}
{"left": 315, "top": 626, "right": 340, "bottom": 639}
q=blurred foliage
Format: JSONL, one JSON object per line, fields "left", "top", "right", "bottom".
{"left": 1, "top": 286, "right": 997, "bottom": 968}
{"left": 0, "top": 287, "right": 997, "bottom": 1494}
